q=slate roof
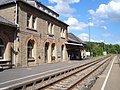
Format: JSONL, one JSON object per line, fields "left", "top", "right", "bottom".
{"left": 68, "top": 33, "right": 85, "bottom": 44}
{"left": 0, "top": 16, "right": 16, "bottom": 28}
{"left": 0, "top": 0, "right": 68, "bottom": 26}
{"left": 0, "top": 0, "right": 16, "bottom": 6}
{"left": 0, "top": 0, "right": 59, "bottom": 16}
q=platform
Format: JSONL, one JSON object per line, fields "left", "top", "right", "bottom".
{"left": 0, "top": 58, "right": 99, "bottom": 88}
{"left": 91, "top": 56, "right": 120, "bottom": 90}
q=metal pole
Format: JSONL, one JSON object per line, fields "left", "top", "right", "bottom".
{"left": 88, "top": 18, "right": 91, "bottom": 56}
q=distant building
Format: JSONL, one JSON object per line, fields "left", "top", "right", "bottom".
{"left": 0, "top": 0, "right": 68, "bottom": 67}
{"left": 65, "top": 33, "right": 87, "bottom": 60}
{"left": 103, "top": 51, "right": 107, "bottom": 55}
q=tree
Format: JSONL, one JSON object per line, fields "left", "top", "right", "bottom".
{"left": 85, "top": 41, "right": 120, "bottom": 56}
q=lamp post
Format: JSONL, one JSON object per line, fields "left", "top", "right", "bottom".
{"left": 88, "top": 18, "right": 91, "bottom": 56}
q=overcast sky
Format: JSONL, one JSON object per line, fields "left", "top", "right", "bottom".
{"left": 38, "top": 0, "right": 120, "bottom": 44}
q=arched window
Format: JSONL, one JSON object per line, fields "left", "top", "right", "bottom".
{"left": 0, "top": 38, "right": 4, "bottom": 59}
{"left": 48, "top": 22, "right": 54, "bottom": 35}
{"left": 51, "top": 43, "right": 55, "bottom": 56}
{"left": 51, "top": 43, "right": 56, "bottom": 60}
{"left": 48, "top": 22, "right": 51, "bottom": 34}
{"left": 60, "top": 28, "right": 63, "bottom": 37}
{"left": 27, "top": 40, "right": 34, "bottom": 58}
{"left": 61, "top": 45, "right": 64, "bottom": 60}
{"left": 45, "top": 42, "right": 49, "bottom": 62}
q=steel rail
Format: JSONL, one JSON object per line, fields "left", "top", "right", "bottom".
{"left": 67, "top": 57, "right": 112, "bottom": 90}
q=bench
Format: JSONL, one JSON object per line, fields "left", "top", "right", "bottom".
{"left": 0, "top": 61, "right": 15, "bottom": 71}
{"left": 0, "top": 64, "right": 15, "bottom": 71}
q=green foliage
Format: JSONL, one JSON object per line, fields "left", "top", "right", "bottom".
{"left": 85, "top": 42, "right": 120, "bottom": 56}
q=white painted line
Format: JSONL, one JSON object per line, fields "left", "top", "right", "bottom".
{"left": 101, "top": 56, "right": 116, "bottom": 90}
{"left": 0, "top": 63, "right": 80, "bottom": 85}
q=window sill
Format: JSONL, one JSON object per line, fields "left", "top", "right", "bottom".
{"left": 61, "top": 37, "right": 66, "bottom": 39}
{"left": 0, "top": 59, "right": 11, "bottom": 61}
{"left": 28, "top": 57, "right": 35, "bottom": 62}
{"left": 26, "top": 27, "right": 37, "bottom": 32}
{"left": 47, "top": 33, "right": 54, "bottom": 37}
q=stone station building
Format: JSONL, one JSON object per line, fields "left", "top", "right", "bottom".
{"left": 0, "top": 0, "right": 68, "bottom": 67}
{"left": 0, "top": 0, "right": 87, "bottom": 68}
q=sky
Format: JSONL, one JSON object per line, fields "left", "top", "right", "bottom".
{"left": 38, "top": 0, "right": 120, "bottom": 44}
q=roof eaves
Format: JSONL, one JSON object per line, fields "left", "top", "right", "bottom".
{"left": 35, "top": 0, "right": 59, "bottom": 17}
{"left": 0, "top": 0, "right": 68, "bottom": 27}
{"left": 0, "top": 16, "right": 17, "bottom": 28}
{"left": 19, "top": 0, "right": 68, "bottom": 26}
{"left": 0, "top": 22, "right": 17, "bottom": 28}
{"left": 0, "top": 0, "right": 16, "bottom": 6}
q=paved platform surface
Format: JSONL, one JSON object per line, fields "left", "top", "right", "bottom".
{"left": 91, "top": 56, "right": 120, "bottom": 90}
{"left": 0, "top": 58, "right": 98, "bottom": 88}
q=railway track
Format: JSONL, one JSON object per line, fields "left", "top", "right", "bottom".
{"left": 40, "top": 56, "right": 113, "bottom": 90}
{"left": 1, "top": 55, "right": 113, "bottom": 90}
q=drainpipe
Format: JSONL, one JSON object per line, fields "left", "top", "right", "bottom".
{"left": 14, "top": 1, "right": 19, "bottom": 66}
